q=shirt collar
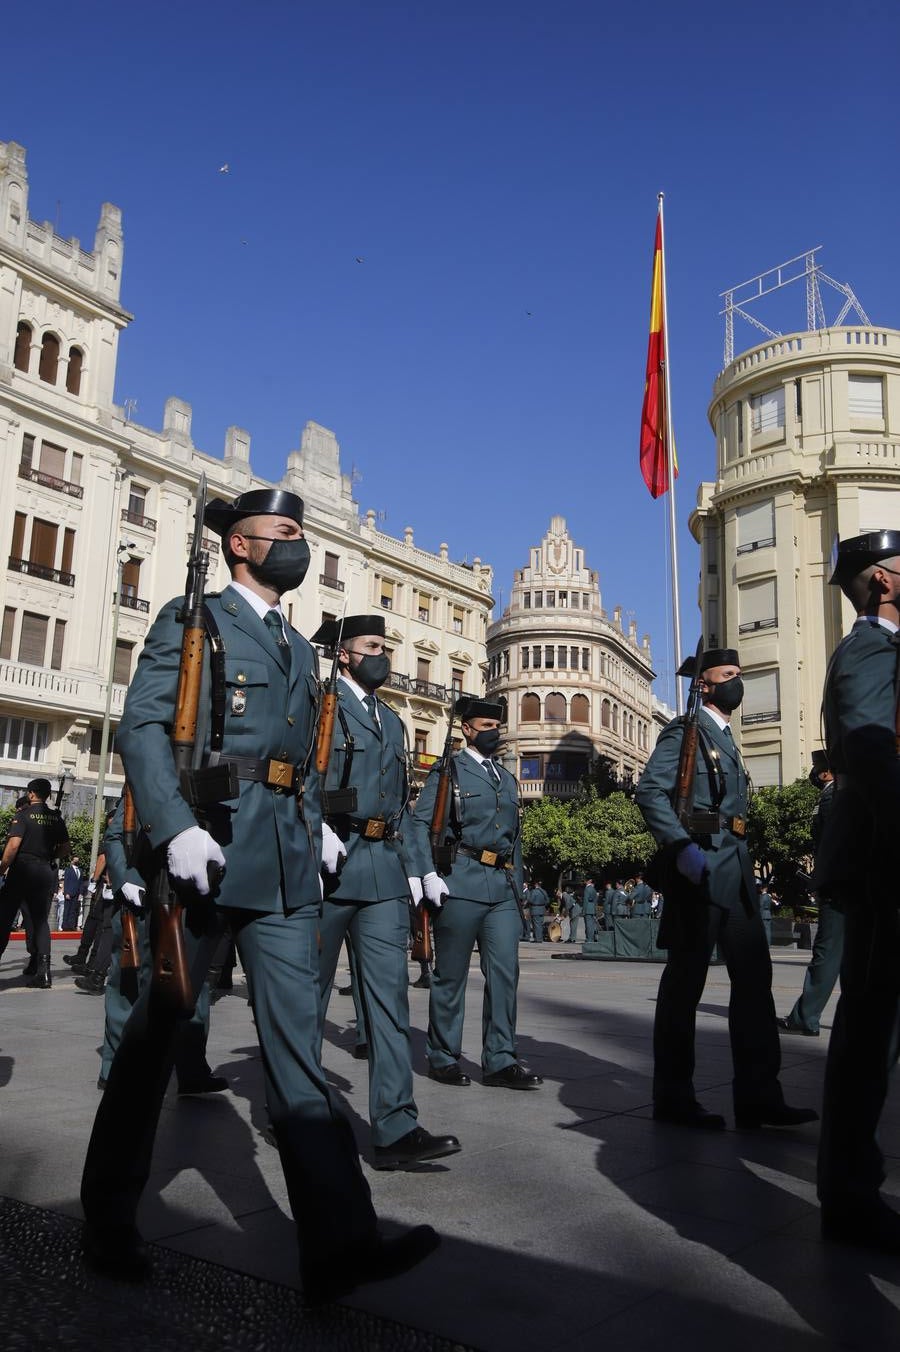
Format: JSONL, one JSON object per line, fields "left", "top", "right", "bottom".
{"left": 463, "top": 745, "right": 490, "bottom": 767}
{"left": 338, "top": 671, "right": 377, "bottom": 714}
{"left": 228, "top": 582, "right": 286, "bottom": 633}
{"left": 857, "top": 614, "right": 900, "bottom": 635}
{"left": 701, "top": 704, "right": 732, "bottom": 733}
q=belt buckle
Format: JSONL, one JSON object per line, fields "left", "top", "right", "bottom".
{"left": 732, "top": 817, "right": 746, "bottom": 837}
{"left": 364, "top": 818, "right": 386, "bottom": 840}
{"left": 481, "top": 849, "right": 498, "bottom": 866}
{"left": 267, "top": 758, "right": 292, "bottom": 789}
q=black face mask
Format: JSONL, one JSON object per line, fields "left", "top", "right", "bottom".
{"left": 349, "top": 652, "right": 391, "bottom": 690}
{"left": 473, "top": 728, "right": 502, "bottom": 756}
{"left": 244, "top": 536, "right": 311, "bottom": 593}
{"left": 706, "top": 676, "right": 744, "bottom": 712}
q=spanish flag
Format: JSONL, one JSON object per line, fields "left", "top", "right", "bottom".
{"left": 640, "top": 212, "right": 677, "bottom": 498}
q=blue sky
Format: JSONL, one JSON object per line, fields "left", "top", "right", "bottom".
{"left": 6, "top": 1, "right": 900, "bottom": 705}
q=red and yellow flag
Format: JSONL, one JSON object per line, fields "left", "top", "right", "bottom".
{"left": 640, "top": 213, "right": 678, "bottom": 498}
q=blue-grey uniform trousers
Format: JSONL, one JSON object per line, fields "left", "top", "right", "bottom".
{"left": 318, "top": 896, "right": 418, "bottom": 1147}
{"left": 427, "top": 893, "right": 522, "bottom": 1074}
{"left": 81, "top": 902, "right": 377, "bottom": 1263}
{"left": 100, "top": 908, "right": 213, "bottom": 1087}
{"left": 783, "top": 902, "right": 845, "bottom": 1034}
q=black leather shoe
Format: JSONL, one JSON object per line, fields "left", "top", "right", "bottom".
{"left": 822, "top": 1197, "right": 900, "bottom": 1253}
{"left": 352, "top": 1043, "right": 369, "bottom": 1060}
{"left": 74, "top": 972, "right": 105, "bottom": 995}
{"left": 302, "top": 1224, "right": 440, "bottom": 1306}
{"left": 776, "top": 1017, "right": 819, "bottom": 1037}
{"left": 482, "top": 1063, "right": 543, "bottom": 1090}
{"left": 63, "top": 953, "right": 87, "bottom": 968}
{"left": 97, "top": 1075, "right": 107, "bottom": 1091}
{"left": 177, "top": 1075, "right": 229, "bottom": 1096}
{"left": 27, "top": 956, "right": 52, "bottom": 989}
{"left": 82, "top": 1223, "right": 151, "bottom": 1282}
{"left": 653, "top": 1102, "right": 727, "bottom": 1131}
{"left": 22, "top": 956, "right": 38, "bottom": 977}
{"left": 373, "top": 1126, "right": 461, "bottom": 1170}
{"left": 734, "top": 1103, "right": 819, "bottom": 1129}
{"left": 411, "top": 975, "right": 431, "bottom": 989}
{"left": 338, "top": 985, "right": 353, "bottom": 996}
{"left": 428, "top": 1063, "right": 471, "bottom": 1086}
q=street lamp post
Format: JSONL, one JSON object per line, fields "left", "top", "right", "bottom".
{"left": 89, "top": 542, "right": 135, "bottom": 876}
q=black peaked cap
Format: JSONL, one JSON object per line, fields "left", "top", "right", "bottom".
{"left": 204, "top": 489, "right": 305, "bottom": 537}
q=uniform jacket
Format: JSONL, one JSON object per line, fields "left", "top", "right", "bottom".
{"left": 563, "top": 889, "right": 581, "bottom": 918}
{"left": 321, "top": 679, "right": 415, "bottom": 902}
{"left": 528, "top": 885, "right": 549, "bottom": 912}
{"left": 635, "top": 706, "right": 756, "bottom": 918}
{"left": 813, "top": 617, "right": 900, "bottom": 900}
{"left": 409, "top": 748, "right": 523, "bottom": 904}
{"left": 628, "top": 881, "right": 653, "bottom": 916}
{"left": 581, "top": 883, "right": 598, "bottom": 914}
{"left": 116, "top": 585, "right": 322, "bottom": 914}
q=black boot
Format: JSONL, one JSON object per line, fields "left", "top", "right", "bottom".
{"left": 22, "top": 954, "right": 38, "bottom": 977}
{"left": 27, "top": 956, "right": 52, "bottom": 989}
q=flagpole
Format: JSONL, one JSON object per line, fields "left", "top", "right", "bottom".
{"left": 657, "top": 192, "right": 684, "bottom": 714}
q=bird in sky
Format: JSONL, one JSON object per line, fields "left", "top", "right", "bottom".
{"left": 219, "top": 163, "right": 230, "bottom": 174}
{"left": 355, "top": 256, "right": 365, "bottom": 263}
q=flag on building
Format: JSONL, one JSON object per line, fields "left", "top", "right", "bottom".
{"left": 639, "top": 212, "right": 678, "bottom": 498}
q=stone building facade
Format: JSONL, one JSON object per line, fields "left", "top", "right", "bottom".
{"left": 0, "top": 141, "right": 492, "bottom": 809}
{"left": 692, "top": 324, "right": 900, "bottom": 786}
{"left": 485, "top": 516, "right": 656, "bottom": 800}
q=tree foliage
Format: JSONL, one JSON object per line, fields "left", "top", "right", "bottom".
{"left": 522, "top": 787, "right": 655, "bottom": 887}
{"left": 747, "top": 778, "right": 819, "bottom": 906}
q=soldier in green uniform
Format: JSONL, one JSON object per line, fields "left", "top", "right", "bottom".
{"left": 312, "top": 614, "right": 460, "bottom": 1169}
{"left": 635, "top": 647, "right": 817, "bottom": 1133}
{"left": 814, "top": 531, "right": 900, "bottom": 1253}
{"left": 777, "top": 751, "right": 841, "bottom": 1037}
{"left": 0, "top": 777, "right": 70, "bottom": 988}
{"left": 79, "top": 488, "right": 437, "bottom": 1299}
{"left": 582, "top": 877, "right": 599, "bottom": 941}
{"left": 409, "top": 697, "right": 542, "bottom": 1090}
{"left": 527, "top": 879, "right": 548, "bottom": 942}
{"left": 628, "top": 873, "right": 653, "bottom": 917}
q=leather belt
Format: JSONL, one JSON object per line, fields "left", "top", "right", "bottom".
{"left": 210, "top": 755, "right": 299, "bottom": 793}
{"left": 721, "top": 815, "right": 746, "bottom": 837}
{"left": 457, "top": 843, "right": 512, "bottom": 869}
{"left": 343, "top": 816, "right": 396, "bottom": 842}
{"left": 686, "top": 811, "right": 746, "bottom": 837}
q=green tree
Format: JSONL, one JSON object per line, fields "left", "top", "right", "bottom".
{"left": 747, "top": 778, "right": 819, "bottom": 909}
{"left": 65, "top": 811, "right": 98, "bottom": 862}
{"left": 522, "top": 788, "right": 655, "bottom": 886}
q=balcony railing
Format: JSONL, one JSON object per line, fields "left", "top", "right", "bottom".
{"left": 319, "top": 573, "right": 345, "bottom": 591}
{"left": 741, "top": 710, "right": 780, "bottom": 725}
{"left": 738, "top": 617, "right": 777, "bottom": 634}
{"left": 117, "top": 591, "right": 150, "bottom": 613}
{"left": 121, "top": 507, "right": 157, "bottom": 531}
{"left": 736, "top": 537, "right": 775, "bottom": 555}
{"left": 18, "top": 463, "right": 84, "bottom": 499}
{"left": 186, "top": 534, "right": 220, "bottom": 555}
{"left": 8, "top": 556, "right": 75, "bottom": 586}
{"left": 385, "top": 671, "right": 451, "bottom": 702}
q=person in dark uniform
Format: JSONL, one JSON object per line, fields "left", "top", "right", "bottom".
{"left": 563, "top": 885, "right": 582, "bottom": 943}
{"left": 778, "top": 752, "right": 841, "bottom": 1037}
{"left": 582, "top": 877, "right": 599, "bottom": 941}
{"left": 79, "top": 487, "right": 438, "bottom": 1299}
{"left": 0, "top": 777, "right": 70, "bottom": 988}
{"left": 757, "top": 883, "right": 773, "bottom": 945}
{"left": 312, "top": 613, "right": 460, "bottom": 1169}
{"left": 628, "top": 874, "right": 653, "bottom": 917}
{"left": 635, "top": 647, "right": 818, "bottom": 1133}
{"left": 813, "top": 531, "right": 900, "bottom": 1252}
{"left": 527, "top": 880, "right": 548, "bottom": 942}
{"left": 409, "top": 697, "right": 542, "bottom": 1091}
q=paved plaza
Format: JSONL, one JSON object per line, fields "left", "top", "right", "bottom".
{"left": 1, "top": 937, "right": 898, "bottom": 1351}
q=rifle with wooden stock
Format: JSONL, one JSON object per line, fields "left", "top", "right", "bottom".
{"left": 646, "top": 636, "right": 711, "bottom": 895}
{"left": 428, "top": 707, "right": 457, "bottom": 878}
{"left": 314, "top": 602, "right": 356, "bottom": 817}
{"left": 147, "top": 472, "right": 222, "bottom": 1017}
{"left": 119, "top": 785, "right": 141, "bottom": 972}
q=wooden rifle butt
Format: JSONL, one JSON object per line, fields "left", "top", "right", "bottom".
{"left": 120, "top": 906, "right": 141, "bottom": 971}
{"left": 410, "top": 903, "right": 432, "bottom": 965}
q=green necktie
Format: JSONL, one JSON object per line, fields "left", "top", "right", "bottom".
{"left": 263, "top": 609, "right": 287, "bottom": 646}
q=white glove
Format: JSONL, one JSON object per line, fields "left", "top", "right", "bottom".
{"left": 676, "top": 843, "right": 708, "bottom": 886}
{"left": 423, "top": 872, "right": 450, "bottom": 908}
{"left": 87, "top": 880, "right": 97, "bottom": 896}
{"left": 408, "top": 876, "right": 424, "bottom": 906}
{"left": 321, "top": 821, "right": 347, "bottom": 874}
{"left": 167, "top": 825, "right": 226, "bottom": 895}
{"left": 119, "top": 882, "right": 145, "bottom": 910}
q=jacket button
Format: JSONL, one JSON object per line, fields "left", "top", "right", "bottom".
{"left": 287, "top": 716, "right": 295, "bottom": 726}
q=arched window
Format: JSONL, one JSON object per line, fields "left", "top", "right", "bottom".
{"left": 545, "top": 692, "right": 566, "bottom": 723}
{"left": 612, "top": 704, "right": 620, "bottom": 734}
{"left": 520, "top": 693, "right": 541, "bottom": 723}
{"left": 14, "top": 322, "right": 32, "bottom": 372}
{"left": 39, "top": 333, "right": 60, "bottom": 384}
{"left": 497, "top": 696, "right": 508, "bottom": 725}
{"left": 66, "top": 346, "right": 83, "bottom": 395}
{"left": 571, "top": 693, "right": 590, "bottom": 724}
{"left": 601, "top": 698, "right": 611, "bottom": 728}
